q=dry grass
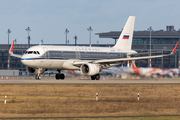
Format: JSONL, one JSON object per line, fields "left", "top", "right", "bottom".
{"left": 0, "top": 84, "right": 180, "bottom": 118}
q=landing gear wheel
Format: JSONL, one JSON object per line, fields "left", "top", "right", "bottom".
{"left": 60, "top": 74, "right": 65, "bottom": 80}
{"left": 91, "top": 75, "right": 95, "bottom": 80}
{"left": 35, "top": 75, "right": 41, "bottom": 80}
{"left": 55, "top": 74, "right": 60, "bottom": 80}
{"left": 95, "top": 74, "right": 100, "bottom": 80}
{"left": 55, "top": 73, "right": 65, "bottom": 80}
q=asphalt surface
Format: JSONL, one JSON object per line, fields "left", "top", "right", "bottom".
{"left": 0, "top": 77, "right": 180, "bottom": 84}
{"left": 0, "top": 114, "right": 180, "bottom": 119}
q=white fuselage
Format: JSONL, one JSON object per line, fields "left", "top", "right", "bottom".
{"left": 21, "top": 45, "right": 137, "bottom": 70}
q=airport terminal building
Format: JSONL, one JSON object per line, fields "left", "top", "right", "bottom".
{"left": 0, "top": 26, "right": 179, "bottom": 71}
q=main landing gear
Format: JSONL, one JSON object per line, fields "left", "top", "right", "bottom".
{"left": 91, "top": 74, "right": 100, "bottom": 80}
{"left": 55, "top": 70, "right": 65, "bottom": 80}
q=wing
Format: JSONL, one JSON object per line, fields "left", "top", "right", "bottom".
{"left": 128, "top": 51, "right": 162, "bottom": 57}
{"left": 73, "top": 41, "right": 179, "bottom": 66}
{"left": 9, "top": 40, "right": 23, "bottom": 58}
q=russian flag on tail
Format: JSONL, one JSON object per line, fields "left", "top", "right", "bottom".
{"left": 123, "top": 35, "right": 129, "bottom": 39}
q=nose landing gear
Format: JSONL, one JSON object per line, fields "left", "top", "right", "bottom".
{"left": 35, "top": 74, "right": 41, "bottom": 80}
{"left": 35, "top": 68, "right": 42, "bottom": 80}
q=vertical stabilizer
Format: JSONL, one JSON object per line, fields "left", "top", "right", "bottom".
{"left": 132, "top": 61, "right": 137, "bottom": 70}
{"left": 113, "top": 16, "right": 135, "bottom": 49}
{"left": 132, "top": 60, "right": 142, "bottom": 75}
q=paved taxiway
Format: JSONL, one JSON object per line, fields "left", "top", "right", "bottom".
{"left": 0, "top": 78, "right": 180, "bottom": 84}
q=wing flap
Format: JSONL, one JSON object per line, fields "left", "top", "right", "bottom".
{"left": 129, "top": 51, "right": 162, "bottom": 57}
{"left": 93, "top": 54, "right": 170, "bottom": 64}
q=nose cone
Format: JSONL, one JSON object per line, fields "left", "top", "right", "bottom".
{"left": 21, "top": 55, "right": 27, "bottom": 66}
{"left": 21, "top": 54, "right": 31, "bottom": 66}
{"left": 21, "top": 54, "right": 37, "bottom": 67}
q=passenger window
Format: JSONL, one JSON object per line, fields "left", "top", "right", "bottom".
{"left": 25, "top": 51, "right": 28, "bottom": 54}
{"left": 34, "top": 51, "right": 37, "bottom": 54}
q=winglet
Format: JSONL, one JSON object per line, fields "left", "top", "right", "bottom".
{"left": 9, "top": 40, "right": 15, "bottom": 54}
{"left": 171, "top": 41, "right": 179, "bottom": 54}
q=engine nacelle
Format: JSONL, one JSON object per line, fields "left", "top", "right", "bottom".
{"left": 27, "top": 67, "right": 46, "bottom": 75}
{"left": 80, "top": 63, "right": 100, "bottom": 76}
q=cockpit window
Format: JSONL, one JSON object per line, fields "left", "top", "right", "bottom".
{"left": 25, "top": 51, "right": 40, "bottom": 55}
{"left": 37, "top": 51, "right": 40, "bottom": 54}
{"left": 28, "top": 51, "right": 33, "bottom": 54}
{"left": 34, "top": 51, "right": 37, "bottom": 54}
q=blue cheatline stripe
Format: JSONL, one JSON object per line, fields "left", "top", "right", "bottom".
{"left": 21, "top": 58, "right": 45, "bottom": 60}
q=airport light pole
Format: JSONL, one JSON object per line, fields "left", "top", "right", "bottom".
{"left": 7, "top": 29, "right": 11, "bottom": 48}
{"left": 41, "top": 39, "right": 43, "bottom": 44}
{"left": 25, "top": 27, "right": 31, "bottom": 48}
{"left": 65, "top": 29, "right": 69, "bottom": 45}
{"left": 148, "top": 26, "right": 152, "bottom": 68}
{"left": 14, "top": 39, "right": 17, "bottom": 44}
{"left": 74, "top": 36, "right": 77, "bottom": 46}
{"left": 7, "top": 29, "right": 11, "bottom": 69}
{"left": 87, "top": 26, "right": 93, "bottom": 47}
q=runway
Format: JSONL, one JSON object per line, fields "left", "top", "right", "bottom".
{"left": 0, "top": 78, "right": 180, "bottom": 84}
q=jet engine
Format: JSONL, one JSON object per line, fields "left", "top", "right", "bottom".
{"left": 80, "top": 63, "right": 100, "bottom": 76}
{"left": 27, "top": 67, "right": 46, "bottom": 74}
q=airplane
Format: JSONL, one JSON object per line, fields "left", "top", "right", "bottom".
{"left": 131, "top": 61, "right": 179, "bottom": 78}
{"left": 132, "top": 61, "right": 163, "bottom": 78}
{"left": 9, "top": 16, "right": 179, "bottom": 80}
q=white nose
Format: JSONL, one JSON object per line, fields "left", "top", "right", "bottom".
{"left": 21, "top": 59, "right": 28, "bottom": 66}
{"left": 21, "top": 55, "right": 31, "bottom": 66}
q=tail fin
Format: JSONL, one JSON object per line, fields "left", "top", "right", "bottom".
{"left": 132, "top": 60, "right": 142, "bottom": 75}
{"left": 132, "top": 61, "right": 137, "bottom": 70}
{"left": 113, "top": 16, "right": 135, "bottom": 49}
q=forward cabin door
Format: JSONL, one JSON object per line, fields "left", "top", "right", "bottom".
{"left": 40, "top": 47, "right": 53, "bottom": 68}
{"left": 43, "top": 47, "right": 49, "bottom": 59}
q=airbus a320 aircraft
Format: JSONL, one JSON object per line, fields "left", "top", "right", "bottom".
{"left": 9, "top": 16, "right": 179, "bottom": 80}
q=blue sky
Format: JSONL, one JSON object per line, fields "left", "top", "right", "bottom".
{"left": 0, "top": 0, "right": 179, "bottom": 44}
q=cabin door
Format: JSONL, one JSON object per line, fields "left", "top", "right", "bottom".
{"left": 43, "top": 47, "right": 49, "bottom": 59}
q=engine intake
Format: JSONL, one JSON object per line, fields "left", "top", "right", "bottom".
{"left": 80, "top": 63, "right": 100, "bottom": 76}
